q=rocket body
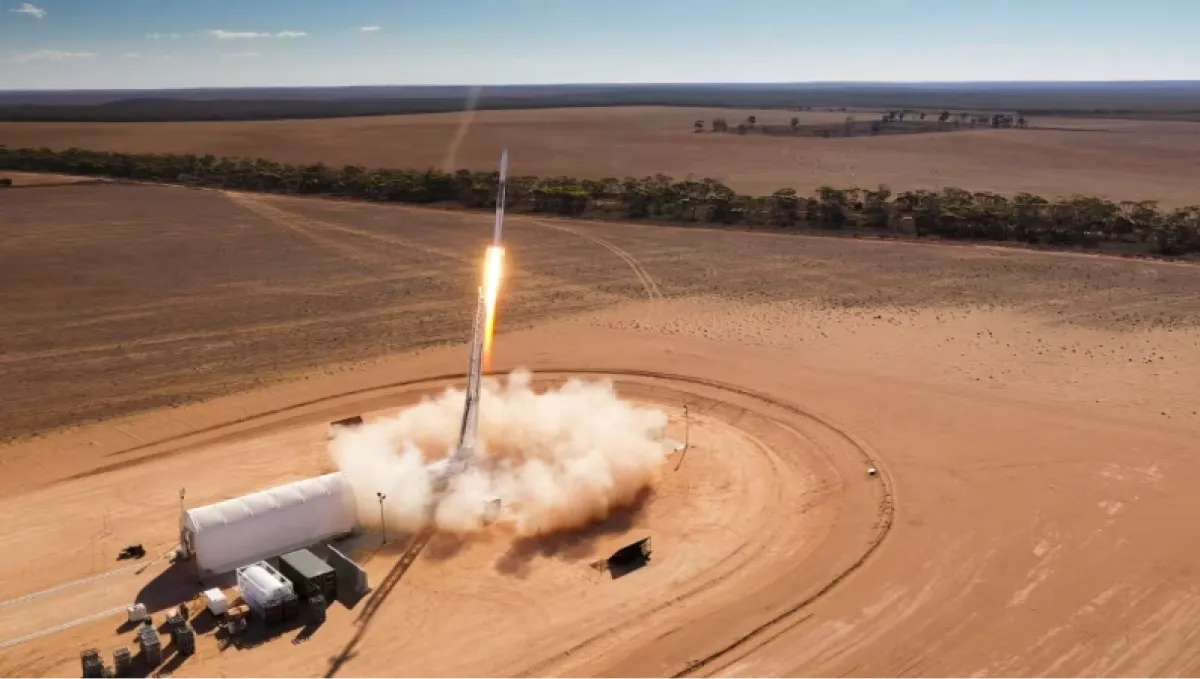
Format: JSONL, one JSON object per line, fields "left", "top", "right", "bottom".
{"left": 493, "top": 148, "right": 508, "bottom": 246}
{"left": 443, "top": 284, "right": 486, "bottom": 480}
{"left": 435, "top": 149, "right": 508, "bottom": 490}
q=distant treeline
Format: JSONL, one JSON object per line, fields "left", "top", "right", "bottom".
{"left": 2, "top": 146, "right": 1199, "bottom": 257}
{"left": 3, "top": 82, "right": 1200, "bottom": 121}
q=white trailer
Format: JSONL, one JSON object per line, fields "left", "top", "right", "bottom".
{"left": 180, "top": 473, "right": 357, "bottom": 577}
{"left": 235, "top": 561, "right": 294, "bottom": 618}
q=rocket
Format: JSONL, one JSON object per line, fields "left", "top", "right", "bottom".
{"left": 493, "top": 148, "right": 508, "bottom": 246}
{"left": 433, "top": 149, "right": 508, "bottom": 493}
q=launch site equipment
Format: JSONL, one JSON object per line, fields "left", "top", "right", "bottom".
{"left": 282, "top": 591, "right": 300, "bottom": 620}
{"left": 377, "top": 492, "right": 387, "bottom": 545}
{"left": 684, "top": 404, "right": 690, "bottom": 450}
{"left": 181, "top": 473, "right": 356, "bottom": 577}
{"left": 328, "top": 415, "right": 364, "bottom": 440}
{"left": 136, "top": 624, "right": 162, "bottom": 667}
{"left": 125, "top": 603, "right": 148, "bottom": 624}
{"left": 165, "top": 608, "right": 186, "bottom": 632}
{"left": 112, "top": 647, "right": 131, "bottom": 678}
{"left": 225, "top": 617, "right": 247, "bottom": 637}
{"left": 326, "top": 545, "right": 369, "bottom": 603}
{"left": 80, "top": 648, "right": 105, "bottom": 678}
{"left": 607, "top": 537, "right": 653, "bottom": 577}
{"left": 236, "top": 560, "right": 295, "bottom": 622}
{"left": 174, "top": 625, "right": 196, "bottom": 656}
{"left": 278, "top": 548, "right": 337, "bottom": 603}
{"left": 204, "top": 588, "right": 228, "bottom": 616}
{"left": 308, "top": 593, "right": 327, "bottom": 623}
{"left": 117, "top": 544, "right": 145, "bottom": 560}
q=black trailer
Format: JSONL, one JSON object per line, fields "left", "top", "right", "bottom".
{"left": 277, "top": 549, "right": 337, "bottom": 603}
{"left": 605, "top": 537, "right": 652, "bottom": 578}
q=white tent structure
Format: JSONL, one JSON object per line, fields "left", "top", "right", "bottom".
{"left": 180, "top": 473, "right": 357, "bottom": 577}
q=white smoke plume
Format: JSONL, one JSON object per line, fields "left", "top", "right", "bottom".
{"left": 331, "top": 369, "right": 670, "bottom": 536}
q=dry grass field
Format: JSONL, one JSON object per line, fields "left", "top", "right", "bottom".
{"left": 3, "top": 180, "right": 1200, "bottom": 677}
{"left": 4, "top": 106, "right": 1200, "bottom": 205}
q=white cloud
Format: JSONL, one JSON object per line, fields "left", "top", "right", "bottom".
{"left": 10, "top": 50, "right": 97, "bottom": 63}
{"left": 10, "top": 3, "right": 46, "bottom": 18}
{"left": 220, "top": 51, "right": 260, "bottom": 61}
{"left": 145, "top": 32, "right": 181, "bottom": 40}
{"left": 207, "top": 29, "right": 306, "bottom": 40}
{"left": 121, "top": 52, "right": 142, "bottom": 59}
{"left": 360, "top": 26, "right": 381, "bottom": 32}
{"left": 208, "top": 29, "right": 270, "bottom": 39}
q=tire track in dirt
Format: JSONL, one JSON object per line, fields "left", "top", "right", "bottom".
{"left": 224, "top": 191, "right": 395, "bottom": 270}
{"left": 529, "top": 219, "right": 664, "bottom": 300}
{"left": 225, "top": 192, "right": 617, "bottom": 303}
{"left": 0, "top": 286, "right": 570, "bottom": 366}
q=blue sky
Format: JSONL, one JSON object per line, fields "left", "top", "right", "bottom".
{"left": 1, "top": 0, "right": 1197, "bottom": 90}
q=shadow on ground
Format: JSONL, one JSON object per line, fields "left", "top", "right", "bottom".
{"left": 324, "top": 528, "right": 433, "bottom": 678}
{"left": 493, "top": 486, "right": 654, "bottom": 578}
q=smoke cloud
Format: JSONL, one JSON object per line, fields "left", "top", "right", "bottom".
{"left": 331, "top": 369, "right": 671, "bottom": 536}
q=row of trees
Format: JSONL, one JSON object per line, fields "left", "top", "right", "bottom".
{"left": 2, "top": 146, "right": 1198, "bottom": 256}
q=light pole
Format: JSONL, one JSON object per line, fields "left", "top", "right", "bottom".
{"left": 683, "top": 404, "right": 690, "bottom": 451}
{"left": 675, "top": 404, "right": 691, "bottom": 472}
{"left": 376, "top": 492, "right": 387, "bottom": 546}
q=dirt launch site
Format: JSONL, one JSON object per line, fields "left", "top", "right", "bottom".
{"left": 3, "top": 180, "right": 1200, "bottom": 677}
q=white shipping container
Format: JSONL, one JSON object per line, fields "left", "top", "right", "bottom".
{"left": 180, "top": 473, "right": 357, "bottom": 577}
{"left": 236, "top": 561, "right": 294, "bottom": 618}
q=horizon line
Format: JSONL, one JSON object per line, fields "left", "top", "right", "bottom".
{"left": 4, "top": 79, "right": 1200, "bottom": 94}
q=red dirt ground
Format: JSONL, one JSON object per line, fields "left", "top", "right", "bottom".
{"left": 2, "top": 182, "right": 1200, "bottom": 676}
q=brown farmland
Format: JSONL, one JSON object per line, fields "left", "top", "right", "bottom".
{"left": 3, "top": 181, "right": 1200, "bottom": 676}
{"left": 4, "top": 106, "right": 1200, "bottom": 205}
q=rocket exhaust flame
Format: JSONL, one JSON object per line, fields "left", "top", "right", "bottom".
{"left": 483, "top": 148, "right": 508, "bottom": 370}
{"left": 482, "top": 245, "right": 504, "bottom": 369}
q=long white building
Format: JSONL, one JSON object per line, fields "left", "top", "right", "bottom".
{"left": 180, "top": 473, "right": 357, "bottom": 577}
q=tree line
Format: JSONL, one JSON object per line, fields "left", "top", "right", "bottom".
{"left": 2, "top": 146, "right": 1198, "bottom": 257}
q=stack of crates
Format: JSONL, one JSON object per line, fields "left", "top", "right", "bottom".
{"left": 165, "top": 609, "right": 186, "bottom": 632}
{"left": 264, "top": 599, "right": 284, "bottom": 626}
{"left": 164, "top": 606, "right": 196, "bottom": 656}
{"left": 112, "top": 647, "right": 131, "bottom": 678}
{"left": 175, "top": 626, "right": 196, "bottom": 656}
{"left": 80, "top": 649, "right": 105, "bottom": 678}
{"left": 137, "top": 622, "right": 162, "bottom": 667}
{"left": 308, "top": 594, "right": 327, "bottom": 624}
{"left": 281, "top": 591, "right": 299, "bottom": 620}
{"left": 225, "top": 617, "right": 247, "bottom": 637}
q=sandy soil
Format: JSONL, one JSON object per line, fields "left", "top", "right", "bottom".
{"left": 3, "top": 182, "right": 1200, "bottom": 676}
{"left": 4, "top": 107, "right": 1200, "bottom": 204}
